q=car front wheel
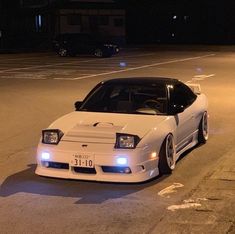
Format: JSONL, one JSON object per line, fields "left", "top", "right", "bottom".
{"left": 158, "top": 134, "right": 176, "bottom": 175}
{"left": 198, "top": 111, "right": 209, "bottom": 144}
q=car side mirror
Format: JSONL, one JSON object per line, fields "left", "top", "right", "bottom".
{"left": 74, "top": 101, "right": 82, "bottom": 110}
{"left": 170, "top": 104, "right": 185, "bottom": 115}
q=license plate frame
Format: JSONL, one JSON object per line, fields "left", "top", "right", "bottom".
{"left": 71, "top": 153, "right": 94, "bottom": 168}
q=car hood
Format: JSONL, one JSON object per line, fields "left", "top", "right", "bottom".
{"left": 48, "top": 111, "right": 167, "bottom": 144}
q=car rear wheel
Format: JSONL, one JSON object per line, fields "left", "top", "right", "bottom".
{"left": 158, "top": 134, "right": 176, "bottom": 175}
{"left": 58, "top": 48, "right": 68, "bottom": 57}
{"left": 94, "top": 48, "right": 103, "bottom": 58}
{"left": 198, "top": 111, "right": 209, "bottom": 144}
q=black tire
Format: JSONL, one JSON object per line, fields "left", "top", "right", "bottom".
{"left": 158, "top": 134, "right": 176, "bottom": 175}
{"left": 94, "top": 48, "right": 103, "bottom": 58}
{"left": 198, "top": 111, "right": 209, "bottom": 144}
{"left": 58, "top": 48, "right": 68, "bottom": 57}
{"left": 69, "top": 52, "right": 76, "bottom": 57}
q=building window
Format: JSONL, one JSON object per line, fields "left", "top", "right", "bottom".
{"left": 67, "top": 14, "right": 81, "bottom": 25}
{"left": 21, "top": 0, "right": 48, "bottom": 8}
{"left": 35, "top": 14, "right": 42, "bottom": 32}
{"left": 114, "top": 18, "right": 124, "bottom": 27}
{"left": 99, "top": 16, "right": 109, "bottom": 26}
{"left": 89, "top": 15, "right": 99, "bottom": 31}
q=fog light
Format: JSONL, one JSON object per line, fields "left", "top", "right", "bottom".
{"left": 44, "top": 161, "right": 50, "bottom": 168}
{"left": 124, "top": 167, "right": 131, "bottom": 174}
{"left": 41, "top": 152, "right": 50, "bottom": 160}
{"left": 116, "top": 157, "right": 127, "bottom": 165}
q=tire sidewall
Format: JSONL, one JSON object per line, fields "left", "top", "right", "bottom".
{"left": 198, "top": 111, "right": 209, "bottom": 144}
{"left": 94, "top": 48, "right": 103, "bottom": 57}
{"left": 159, "top": 134, "right": 176, "bottom": 175}
{"left": 58, "top": 48, "right": 67, "bottom": 57}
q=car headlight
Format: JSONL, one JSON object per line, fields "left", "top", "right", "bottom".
{"left": 115, "top": 133, "right": 140, "bottom": 149}
{"left": 42, "top": 129, "right": 64, "bottom": 145}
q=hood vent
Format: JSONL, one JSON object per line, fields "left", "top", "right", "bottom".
{"left": 62, "top": 122, "right": 124, "bottom": 143}
{"left": 93, "top": 122, "right": 114, "bottom": 127}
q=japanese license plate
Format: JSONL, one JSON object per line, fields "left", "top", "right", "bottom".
{"left": 71, "top": 153, "right": 94, "bottom": 168}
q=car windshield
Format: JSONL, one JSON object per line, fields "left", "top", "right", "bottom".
{"left": 78, "top": 82, "right": 168, "bottom": 115}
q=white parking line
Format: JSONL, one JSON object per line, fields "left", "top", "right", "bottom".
{"left": 0, "top": 54, "right": 55, "bottom": 61}
{"left": 158, "top": 183, "right": 184, "bottom": 198}
{"left": 186, "top": 73, "right": 216, "bottom": 83}
{"left": 0, "top": 57, "right": 108, "bottom": 73}
{"left": 167, "top": 202, "right": 201, "bottom": 211}
{"left": 120, "top": 53, "right": 156, "bottom": 58}
{"left": 54, "top": 77, "right": 77, "bottom": 80}
{"left": 26, "top": 77, "right": 48, "bottom": 80}
{"left": 167, "top": 198, "right": 208, "bottom": 211}
{"left": 193, "top": 74, "right": 215, "bottom": 80}
{"left": 1, "top": 76, "right": 48, "bottom": 80}
{"left": 73, "top": 54, "right": 215, "bottom": 80}
{"left": 53, "top": 75, "right": 91, "bottom": 80}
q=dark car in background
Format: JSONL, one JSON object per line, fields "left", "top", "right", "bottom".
{"left": 52, "top": 33, "right": 119, "bottom": 58}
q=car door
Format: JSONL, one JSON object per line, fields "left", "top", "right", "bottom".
{"left": 73, "top": 34, "right": 86, "bottom": 54}
{"left": 169, "top": 83, "right": 198, "bottom": 151}
{"left": 80, "top": 34, "right": 95, "bottom": 54}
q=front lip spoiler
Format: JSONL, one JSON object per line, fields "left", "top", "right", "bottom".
{"left": 35, "top": 165, "right": 160, "bottom": 183}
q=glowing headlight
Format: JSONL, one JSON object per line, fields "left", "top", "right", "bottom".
{"left": 116, "top": 157, "right": 127, "bottom": 165}
{"left": 115, "top": 133, "right": 140, "bottom": 149}
{"left": 41, "top": 152, "right": 50, "bottom": 160}
{"left": 42, "top": 129, "right": 64, "bottom": 145}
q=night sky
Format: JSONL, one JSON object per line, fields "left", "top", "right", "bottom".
{"left": 121, "top": 0, "right": 235, "bottom": 44}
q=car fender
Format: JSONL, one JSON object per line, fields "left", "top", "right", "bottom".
{"left": 194, "top": 93, "right": 208, "bottom": 125}
{"left": 137, "top": 116, "right": 177, "bottom": 154}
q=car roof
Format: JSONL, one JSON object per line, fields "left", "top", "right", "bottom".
{"left": 101, "top": 77, "right": 180, "bottom": 86}
{"left": 55, "top": 33, "right": 92, "bottom": 39}
{"left": 58, "top": 33, "right": 89, "bottom": 36}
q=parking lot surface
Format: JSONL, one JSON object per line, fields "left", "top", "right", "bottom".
{"left": 0, "top": 46, "right": 234, "bottom": 234}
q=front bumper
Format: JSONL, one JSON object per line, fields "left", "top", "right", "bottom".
{"left": 35, "top": 141, "right": 159, "bottom": 183}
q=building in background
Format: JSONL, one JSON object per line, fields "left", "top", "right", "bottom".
{"left": 0, "top": 0, "right": 125, "bottom": 50}
{"left": 119, "top": 0, "right": 235, "bottom": 44}
{"left": 1, "top": 0, "right": 235, "bottom": 50}
{"left": 0, "top": 0, "right": 52, "bottom": 50}
{"left": 53, "top": 0, "right": 125, "bottom": 45}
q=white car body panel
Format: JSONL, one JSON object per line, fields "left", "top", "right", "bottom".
{"left": 36, "top": 79, "right": 208, "bottom": 183}
{"left": 35, "top": 77, "right": 208, "bottom": 182}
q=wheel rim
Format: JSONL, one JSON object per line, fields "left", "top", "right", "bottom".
{"left": 202, "top": 112, "right": 209, "bottom": 140}
{"left": 59, "top": 48, "right": 67, "bottom": 57}
{"left": 95, "top": 49, "right": 103, "bottom": 57}
{"left": 166, "top": 135, "right": 175, "bottom": 169}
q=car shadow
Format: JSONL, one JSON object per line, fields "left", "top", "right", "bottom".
{"left": 0, "top": 164, "right": 166, "bottom": 204}
{"left": 177, "top": 143, "right": 203, "bottom": 163}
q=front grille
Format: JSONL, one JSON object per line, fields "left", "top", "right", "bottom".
{"left": 42, "top": 161, "right": 69, "bottom": 170}
{"left": 73, "top": 167, "right": 97, "bottom": 174}
{"left": 102, "top": 166, "right": 132, "bottom": 174}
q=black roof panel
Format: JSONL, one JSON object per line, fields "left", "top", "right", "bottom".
{"left": 102, "top": 77, "right": 180, "bottom": 85}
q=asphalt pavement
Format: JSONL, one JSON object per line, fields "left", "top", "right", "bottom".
{"left": 0, "top": 46, "right": 234, "bottom": 234}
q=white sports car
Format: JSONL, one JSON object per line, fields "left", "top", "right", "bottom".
{"left": 36, "top": 77, "right": 208, "bottom": 183}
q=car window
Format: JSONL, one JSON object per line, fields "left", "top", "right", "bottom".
{"left": 170, "top": 83, "right": 197, "bottom": 108}
{"left": 58, "top": 34, "right": 94, "bottom": 43}
{"left": 79, "top": 83, "right": 168, "bottom": 115}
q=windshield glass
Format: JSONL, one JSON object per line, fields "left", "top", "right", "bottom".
{"left": 79, "top": 83, "right": 168, "bottom": 115}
